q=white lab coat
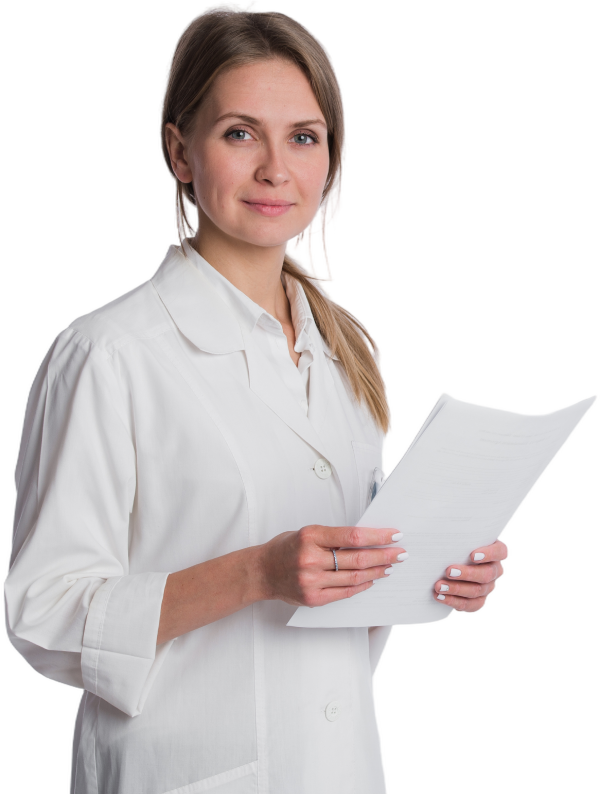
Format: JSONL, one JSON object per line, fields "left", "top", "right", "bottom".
{"left": 5, "top": 242, "right": 392, "bottom": 794}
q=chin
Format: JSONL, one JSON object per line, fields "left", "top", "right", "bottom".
{"left": 231, "top": 220, "right": 308, "bottom": 249}
{"left": 241, "top": 233, "right": 300, "bottom": 249}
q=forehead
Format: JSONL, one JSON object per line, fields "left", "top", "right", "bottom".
{"left": 202, "top": 59, "right": 324, "bottom": 122}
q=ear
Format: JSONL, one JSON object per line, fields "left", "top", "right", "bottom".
{"left": 164, "top": 123, "right": 193, "bottom": 184}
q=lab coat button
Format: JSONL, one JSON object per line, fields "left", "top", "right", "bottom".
{"left": 314, "top": 458, "right": 332, "bottom": 479}
{"left": 325, "top": 700, "right": 341, "bottom": 721}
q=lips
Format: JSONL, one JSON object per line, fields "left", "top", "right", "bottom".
{"left": 244, "top": 199, "right": 293, "bottom": 206}
{"left": 241, "top": 199, "right": 294, "bottom": 217}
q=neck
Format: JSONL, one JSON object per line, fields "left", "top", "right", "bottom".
{"left": 191, "top": 214, "right": 289, "bottom": 320}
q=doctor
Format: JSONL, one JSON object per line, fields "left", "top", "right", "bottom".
{"left": 5, "top": 9, "right": 508, "bottom": 794}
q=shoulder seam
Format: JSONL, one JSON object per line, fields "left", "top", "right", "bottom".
{"left": 67, "top": 321, "right": 174, "bottom": 358}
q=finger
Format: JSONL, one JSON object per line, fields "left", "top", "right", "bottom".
{"left": 445, "top": 561, "right": 504, "bottom": 584}
{"left": 307, "top": 525, "right": 403, "bottom": 550}
{"left": 434, "top": 580, "right": 495, "bottom": 599}
{"left": 319, "top": 579, "right": 376, "bottom": 605}
{"left": 439, "top": 596, "right": 489, "bottom": 615}
{"left": 469, "top": 539, "right": 508, "bottom": 564}
{"left": 330, "top": 546, "right": 407, "bottom": 571}
{"left": 322, "top": 563, "right": 396, "bottom": 588}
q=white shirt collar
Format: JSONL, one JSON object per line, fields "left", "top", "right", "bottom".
{"left": 281, "top": 271, "right": 314, "bottom": 355}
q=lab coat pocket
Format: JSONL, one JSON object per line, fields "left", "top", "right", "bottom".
{"left": 162, "top": 760, "right": 257, "bottom": 794}
{"left": 351, "top": 441, "right": 383, "bottom": 516}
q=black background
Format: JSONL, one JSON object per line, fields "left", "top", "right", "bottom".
{"left": 2, "top": 2, "right": 599, "bottom": 794}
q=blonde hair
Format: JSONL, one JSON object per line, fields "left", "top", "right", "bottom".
{"left": 161, "top": 8, "right": 389, "bottom": 432}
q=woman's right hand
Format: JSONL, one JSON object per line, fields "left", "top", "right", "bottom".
{"left": 256, "top": 525, "right": 408, "bottom": 607}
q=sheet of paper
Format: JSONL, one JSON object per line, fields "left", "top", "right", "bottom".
{"left": 288, "top": 394, "right": 595, "bottom": 628}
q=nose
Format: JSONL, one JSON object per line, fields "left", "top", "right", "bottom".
{"left": 255, "top": 142, "right": 290, "bottom": 187}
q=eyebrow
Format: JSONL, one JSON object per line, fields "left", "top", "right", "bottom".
{"left": 214, "top": 112, "right": 327, "bottom": 129}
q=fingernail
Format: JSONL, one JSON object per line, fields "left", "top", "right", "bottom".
{"left": 397, "top": 552, "right": 409, "bottom": 561}
{"left": 440, "top": 584, "right": 449, "bottom": 591}
{"left": 449, "top": 568, "right": 461, "bottom": 577}
{"left": 384, "top": 566, "right": 394, "bottom": 575}
{"left": 391, "top": 532, "right": 403, "bottom": 541}
{"left": 473, "top": 552, "right": 485, "bottom": 561}
{"left": 437, "top": 594, "right": 446, "bottom": 600}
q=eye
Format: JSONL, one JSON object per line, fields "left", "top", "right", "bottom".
{"left": 226, "top": 128, "right": 253, "bottom": 141}
{"left": 291, "top": 132, "right": 317, "bottom": 146}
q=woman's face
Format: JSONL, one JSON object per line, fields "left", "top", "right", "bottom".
{"left": 168, "top": 58, "right": 330, "bottom": 250}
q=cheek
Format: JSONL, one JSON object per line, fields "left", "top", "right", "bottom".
{"left": 295, "top": 155, "right": 330, "bottom": 208}
{"left": 192, "top": 147, "right": 248, "bottom": 212}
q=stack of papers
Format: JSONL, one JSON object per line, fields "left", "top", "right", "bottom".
{"left": 288, "top": 394, "right": 595, "bottom": 628}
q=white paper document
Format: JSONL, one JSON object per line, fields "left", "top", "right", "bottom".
{"left": 288, "top": 394, "right": 595, "bottom": 628}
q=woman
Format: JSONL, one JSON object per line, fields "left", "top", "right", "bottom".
{"left": 5, "top": 10, "right": 507, "bottom": 794}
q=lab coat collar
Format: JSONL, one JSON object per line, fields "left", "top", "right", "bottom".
{"left": 152, "top": 240, "right": 339, "bottom": 360}
{"left": 151, "top": 244, "right": 245, "bottom": 354}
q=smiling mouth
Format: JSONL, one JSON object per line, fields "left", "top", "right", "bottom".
{"left": 241, "top": 200, "right": 294, "bottom": 217}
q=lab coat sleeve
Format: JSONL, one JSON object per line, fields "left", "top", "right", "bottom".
{"left": 4, "top": 327, "right": 172, "bottom": 717}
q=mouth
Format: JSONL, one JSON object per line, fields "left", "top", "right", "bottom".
{"left": 241, "top": 199, "right": 295, "bottom": 217}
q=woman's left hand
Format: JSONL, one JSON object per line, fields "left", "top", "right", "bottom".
{"left": 433, "top": 540, "right": 508, "bottom": 612}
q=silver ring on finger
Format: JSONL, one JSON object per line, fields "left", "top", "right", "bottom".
{"left": 331, "top": 548, "right": 338, "bottom": 572}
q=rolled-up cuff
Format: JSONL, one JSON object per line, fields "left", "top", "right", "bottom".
{"left": 81, "top": 571, "right": 172, "bottom": 717}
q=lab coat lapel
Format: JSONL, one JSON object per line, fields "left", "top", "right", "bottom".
{"left": 243, "top": 330, "right": 330, "bottom": 460}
